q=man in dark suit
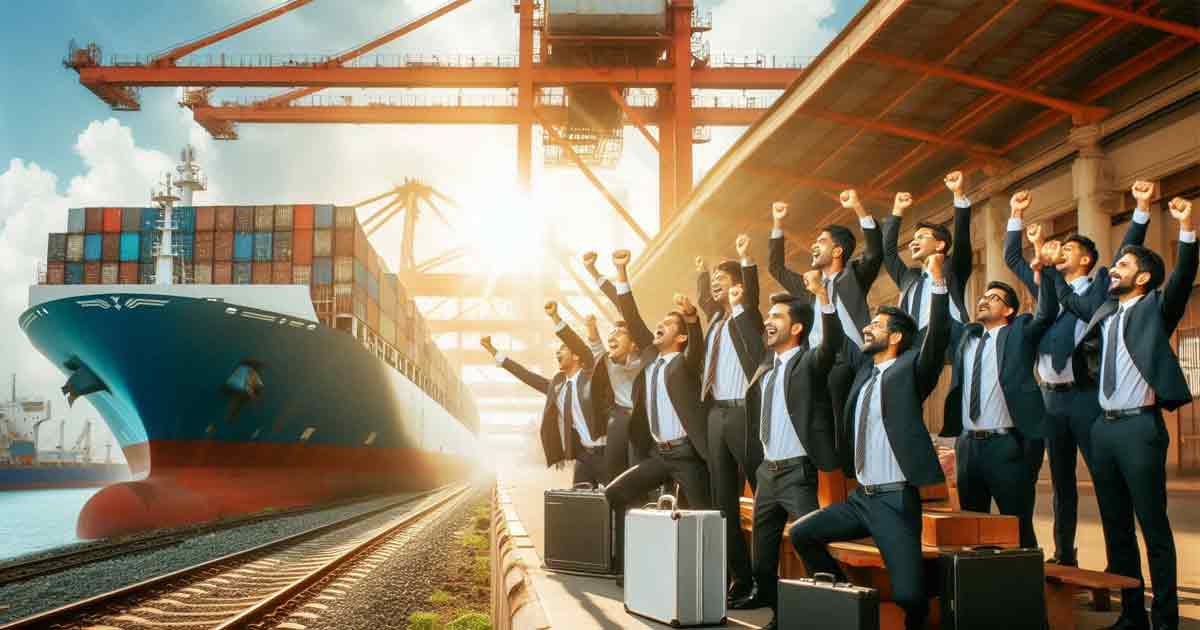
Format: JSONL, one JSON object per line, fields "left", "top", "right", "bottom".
{"left": 767, "top": 191, "right": 884, "bottom": 429}
{"left": 1051, "top": 196, "right": 1196, "bottom": 630}
{"left": 882, "top": 170, "right": 973, "bottom": 337}
{"left": 601, "top": 249, "right": 711, "bottom": 584}
{"left": 481, "top": 300, "right": 608, "bottom": 485}
{"left": 727, "top": 276, "right": 843, "bottom": 630}
{"left": 693, "top": 234, "right": 762, "bottom": 603}
{"left": 790, "top": 252, "right": 951, "bottom": 630}
{"left": 941, "top": 272, "right": 1056, "bottom": 549}
{"left": 1004, "top": 183, "right": 1152, "bottom": 565}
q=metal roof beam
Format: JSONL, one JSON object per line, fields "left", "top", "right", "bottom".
{"left": 798, "top": 106, "right": 1002, "bottom": 157}
{"left": 151, "top": 0, "right": 314, "bottom": 66}
{"left": 1054, "top": 0, "right": 1200, "bottom": 42}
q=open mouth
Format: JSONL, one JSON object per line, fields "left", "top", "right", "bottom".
{"left": 765, "top": 325, "right": 778, "bottom": 336}
{"left": 909, "top": 243, "right": 921, "bottom": 256}
{"left": 1109, "top": 275, "right": 1121, "bottom": 289}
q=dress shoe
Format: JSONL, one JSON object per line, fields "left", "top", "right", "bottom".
{"left": 727, "top": 581, "right": 754, "bottom": 603}
{"left": 761, "top": 614, "right": 778, "bottom": 630}
{"left": 1046, "top": 548, "right": 1078, "bottom": 566}
{"left": 730, "top": 589, "right": 771, "bottom": 610}
{"left": 1099, "top": 618, "right": 1149, "bottom": 630}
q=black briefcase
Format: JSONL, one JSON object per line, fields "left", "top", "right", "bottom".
{"left": 940, "top": 547, "right": 1045, "bottom": 630}
{"left": 544, "top": 483, "right": 614, "bottom": 575}
{"left": 779, "top": 573, "right": 879, "bottom": 630}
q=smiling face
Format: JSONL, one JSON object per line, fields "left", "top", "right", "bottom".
{"left": 860, "top": 313, "right": 897, "bottom": 355}
{"left": 1108, "top": 252, "right": 1147, "bottom": 297}
{"left": 975, "top": 287, "right": 1014, "bottom": 325}
{"left": 1056, "top": 240, "right": 1092, "bottom": 275}
{"left": 810, "top": 230, "right": 840, "bottom": 270}
{"left": 909, "top": 227, "right": 945, "bottom": 262}
{"left": 765, "top": 303, "right": 803, "bottom": 349}
{"left": 555, "top": 343, "right": 579, "bottom": 372}
{"left": 710, "top": 269, "right": 738, "bottom": 304}
{"left": 606, "top": 326, "right": 636, "bottom": 361}
{"left": 653, "top": 312, "right": 688, "bottom": 352}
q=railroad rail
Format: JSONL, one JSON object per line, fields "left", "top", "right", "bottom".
{"left": 0, "top": 484, "right": 470, "bottom": 629}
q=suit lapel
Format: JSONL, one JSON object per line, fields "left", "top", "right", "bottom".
{"left": 1086, "top": 300, "right": 1119, "bottom": 336}
{"left": 996, "top": 322, "right": 1011, "bottom": 373}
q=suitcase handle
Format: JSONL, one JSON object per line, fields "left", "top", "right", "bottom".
{"left": 812, "top": 572, "right": 838, "bottom": 585}
{"left": 573, "top": 482, "right": 594, "bottom": 490}
{"left": 656, "top": 494, "right": 682, "bottom": 520}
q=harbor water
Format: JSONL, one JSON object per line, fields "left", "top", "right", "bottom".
{"left": 0, "top": 487, "right": 101, "bottom": 560}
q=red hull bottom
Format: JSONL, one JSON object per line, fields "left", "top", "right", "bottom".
{"left": 77, "top": 440, "right": 474, "bottom": 539}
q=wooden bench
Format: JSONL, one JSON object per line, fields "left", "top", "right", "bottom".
{"left": 1043, "top": 564, "right": 1140, "bottom": 630}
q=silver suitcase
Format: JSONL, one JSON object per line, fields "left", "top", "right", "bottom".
{"left": 623, "top": 495, "right": 726, "bottom": 627}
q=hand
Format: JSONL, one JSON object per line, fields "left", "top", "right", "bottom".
{"left": 480, "top": 335, "right": 497, "bottom": 355}
{"left": 1010, "top": 190, "right": 1031, "bottom": 218}
{"left": 612, "top": 249, "right": 631, "bottom": 268}
{"left": 694, "top": 256, "right": 706, "bottom": 273}
{"left": 1169, "top": 197, "right": 1193, "bottom": 230}
{"left": 1030, "top": 257, "right": 1043, "bottom": 273}
{"left": 892, "top": 192, "right": 913, "bottom": 217}
{"left": 735, "top": 233, "right": 751, "bottom": 259}
{"left": 585, "top": 313, "right": 597, "bottom": 328}
{"left": 944, "top": 170, "right": 964, "bottom": 194}
{"left": 581, "top": 250, "right": 599, "bottom": 274}
{"left": 771, "top": 201, "right": 788, "bottom": 225}
{"left": 839, "top": 189, "right": 861, "bottom": 211}
{"left": 1025, "top": 223, "right": 1043, "bottom": 247}
{"left": 1041, "top": 240, "right": 1062, "bottom": 266}
{"left": 728, "top": 285, "right": 744, "bottom": 306}
{"left": 544, "top": 300, "right": 559, "bottom": 320}
{"left": 673, "top": 293, "right": 697, "bottom": 320}
{"left": 1131, "top": 180, "right": 1154, "bottom": 209}
{"left": 927, "top": 252, "right": 946, "bottom": 283}
{"left": 803, "top": 270, "right": 827, "bottom": 301}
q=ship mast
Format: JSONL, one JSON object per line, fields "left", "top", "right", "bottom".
{"left": 150, "top": 146, "right": 206, "bottom": 286}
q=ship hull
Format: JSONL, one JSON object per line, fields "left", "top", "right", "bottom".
{"left": 0, "top": 464, "right": 130, "bottom": 491}
{"left": 19, "top": 288, "right": 478, "bottom": 538}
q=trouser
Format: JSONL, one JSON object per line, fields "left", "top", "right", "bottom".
{"left": 604, "top": 405, "right": 642, "bottom": 483}
{"left": 789, "top": 485, "right": 927, "bottom": 630}
{"left": 1041, "top": 384, "right": 1100, "bottom": 560}
{"left": 1091, "top": 409, "right": 1177, "bottom": 629}
{"left": 752, "top": 458, "right": 819, "bottom": 609}
{"left": 955, "top": 431, "right": 1038, "bottom": 549}
{"left": 604, "top": 441, "right": 711, "bottom": 575}
{"left": 707, "top": 401, "right": 762, "bottom": 589}
{"left": 572, "top": 446, "right": 608, "bottom": 486}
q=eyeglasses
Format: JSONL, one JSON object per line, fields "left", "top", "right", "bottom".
{"left": 978, "top": 294, "right": 1007, "bottom": 305}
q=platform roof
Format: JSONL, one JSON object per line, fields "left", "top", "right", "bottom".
{"left": 630, "top": 0, "right": 1198, "bottom": 307}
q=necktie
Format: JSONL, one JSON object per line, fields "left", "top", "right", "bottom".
{"left": 1102, "top": 307, "right": 1124, "bottom": 398}
{"left": 907, "top": 273, "right": 926, "bottom": 324}
{"left": 827, "top": 277, "right": 837, "bottom": 309}
{"left": 854, "top": 368, "right": 880, "bottom": 477}
{"left": 561, "top": 380, "right": 574, "bottom": 454}
{"left": 760, "top": 357, "right": 783, "bottom": 445}
{"left": 702, "top": 317, "right": 726, "bottom": 401}
{"left": 968, "top": 331, "right": 990, "bottom": 423}
{"left": 650, "top": 358, "right": 665, "bottom": 440}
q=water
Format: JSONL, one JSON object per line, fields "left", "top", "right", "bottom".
{"left": 0, "top": 488, "right": 101, "bottom": 560}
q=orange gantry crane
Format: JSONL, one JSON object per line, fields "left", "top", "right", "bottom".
{"left": 64, "top": 0, "right": 806, "bottom": 231}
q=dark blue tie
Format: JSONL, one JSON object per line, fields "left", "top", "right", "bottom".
{"left": 650, "top": 358, "right": 665, "bottom": 439}
{"left": 760, "top": 357, "right": 782, "bottom": 445}
{"left": 562, "top": 381, "right": 574, "bottom": 454}
{"left": 907, "top": 273, "right": 926, "bottom": 323}
{"left": 1102, "top": 307, "right": 1124, "bottom": 398}
{"left": 969, "top": 332, "right": 990, "bottom": 423}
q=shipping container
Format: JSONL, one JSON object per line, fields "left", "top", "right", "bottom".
{"left": 334, "top": 257, "right": 354, "bottom": 284}
{"left": 367, "top": 273, "right": 380, "bottom": 301}
{"left": 175, "top": 232, "right": 195, "bottom": 261}
{"left": 101, "top": 233, "right": 119, "bottom": 261}
{"left": 272, "top": 261, "right": 291, "bottom": 284}
{"left": 47, "top": 234, "right": 67, "bottom": 262}
{"left": 173, "top": 262, "right": 192, "bottom": 285}
{"left": 66, "top": 262, "right": 84, "bottom": 285}
{"left": 139, "top": 263, "right": 155, "bottom": 284}
{"left": 233, "top": 262, "right": 252, "bottom": 284}
{"left": 46, "top": 262, "right": 65, "bottom": 285}
{"left": 334, "top": 229, "right": 354, "bottom": 256}
{"left": 101, "top": 262, "right": 118, "bottom": 284}
{"left": 121, "top": 207, "right": 142, "bottom": 232}
{"left": 315, "top": 204, "right": 335, "bottom": 229}
{"left": 235, "top": 206, "right": 254, "bottom": 232}
{"left": 293, "top": 229, "right": 314, "bottom": 264}
{"left": 215, "top": 231, "right": 234, "bottom": 261}
{"left": 174, "top": 206, "right": 196, "bottom": 233}
{"left": 253, "top": 232, "right": 273, "bottom": 261}
{"left": 83, "top": 234, "right": 103, "bottom": 261}
{"left": 102, "top": 207, "right": 122, "bottom": 233}
{"left": 353, "top": 258, "right": 367, "bottom": 288}
{"left": 196, "top": 206, "right": 215, "bottom": 232}
{"left": 194, "top": 231, "right": 214, "bottom": 262}
{"left": 314, "top": 229, "right": 333, "bottom": 257}
{"left": 335, "top": 206, "right": 355, "bottom": 229}
{"left": 272, "top": 231, "right": 292, "bottom": 261}
{"left": 65, "top": 234, "right": 84, "bottom": 262}
{"left": 84, "top": 262, "right": 101, "bottom": 284}
{"left": 216, "top": 206, "right": 236, "bottom": 232}
{"left": 313, "top": 257, "right": 333, "bottom": 284}
{"left": 140, "top": 231, "right": 157, "bottom": 261}
{"left": 194, "top": 262, "right": 213, "bottom": 284}
{"left": 294, "top": 204, "right": 315, "bottom": 230}
{"left": 274, "top": 205, "right": 293, "bottom": 231}
{"left": 119, "top": 232, "right": 140, "bottom": 262}
{"left": 119, "top": 262, "right": 138, "bottom": 284}
{"left": 292, "top": 264, "right": 312, "bottom": 286}
{"left": 334, "top": 284, "right": 353, "bottom": 313}
{"left": 68, "top": 208, "right": 86, "bottom": 234}
{"left": 252, "top": 261, "right": 271, "bottom": 284}
{"left": 254, "top": 206, "right": 274, "bottom": 232}
{"left": 234, "top": 233, "right": 253, "bottom": 261}
{"left": 140, "top": 207, "right": 161, "bottom": 231}
{"left": 214, "top": 261, "right": 233, "bottom": 284}
{"left": 85, "top": 208, "right": 103, "bottom": 233}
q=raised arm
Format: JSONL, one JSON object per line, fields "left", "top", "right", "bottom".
{"left": 611, "top": 250, "right": 655, "bottom": 350}
{"left": 851, "top": 192, "right": 885, "bottom": 290}
{"left": 806, "top": 271, "right": 844, "bottom": 374}
{"left": 582, "top": 251, "right": 621, "bottom": 308}
{"left": 945, "top": 171, "right": 974, "bottom": 294}
{"left": 482, "top": 335, "right": 550, "bottom": 394}
{"left": 1003, "top": 191, "right": 1038, "bottom": 294}
{"left": 916, "top": 254, "right": 951, "bottom": 399}
{"left": 677, "top": 294, "right": 706, "bottom": 376}
{"left": 1028, "top": 264, "right": 1060, "bottom": 342}
{"left": 546, "top": 301, "right": 594, "bottom": 367}
{"left": 584, "top": 313, "right": 605, "bottom": 358}
{"left": 1163, "top": 197, "right": 1198, "bottom": 334}
{"left": 767, "top": 201, "right": 809, "bottom": 297}
{"left": 729, "top": 285, "right": 766, "bottom": 378}
{"left": 1120, "top": 180, "right": 1156, "bottom": 254}
{"left": 695, "top": 258, "right": 721, "bottom": 322}
{"left": 881, "top": 203, "right": 911, "bottom": 289}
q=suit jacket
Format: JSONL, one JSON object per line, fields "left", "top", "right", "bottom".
{"left": 1062, "top": 236, "right": 1199, "bottom": 411}
{"left": 882, "top": 203, "right": 973, "bottom": 329}
{"left": 612, "top": 281, "right": 709, "bottom": 458}
{"left": 941, "top": 267, "right": 1058, "bottom": 439}
{"left": 693, "top": 263, "right": 763, "bottom": 386}
{"left": 1004, "top": 216, "right": 1148, "bottom": 372}
{"left": 768, "top": 219, "right": 883, "bottom": 332}
{"left": 837, "top": 292, "right": 951, "bottom": 486}
{"left": 734, "top": 303, "right": 842, "bottom": 472}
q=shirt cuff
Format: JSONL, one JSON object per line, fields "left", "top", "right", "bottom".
{"left": 615, "top": 281, "right": 631, "bottom": 295}
{"left": 554, "top": 320, "right": 568, "bottom": 333}
{"left": 1181, "top": 230, "right": 1196, "bottom": 244}
{"left": 594, "top": 275, "right": 609, "bottom": 290}
{"left": 930, "top": 283, "right": 949, "bottom": 295}
{"left": 770, "top": 228, "right": 784, "bottom": 239}
{"left": 742, "top": 261, "right": 756, "bottom": 269}
{"left": 954, "top": 197, "right": 971, "bottom": 209}
{"left": 494, "top": 352, "right": 507, "bottom": 366}
{"left": 1133, "top": 209, "right": 1151, "bottom": 224}
{"left": 1007, "top": 217, "right": 1023, "bottom": 232}
{"left": 732, "top": 304, "right": 745, "bottom": 317}
{"left": 820, "top": 303, "right": 836, "bottom": 314}
{"left": 859, "top": 216, "right": 877, "bottom": 230}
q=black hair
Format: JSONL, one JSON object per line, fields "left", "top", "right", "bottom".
{"left": 1117, "top": 244, "right": 1166, "bottom": 292}
{"left": 986, "top": 281, "right": 1020, "bottom": 321}
{"left": 915, "top": 221, "right": 952, "bottom": 254}
{"left": 875, "top": 305, "right": 918, "bottom": 354}
{"left": 664, "top": 311, "right": 690, "bottom": 350}
{"left": 713, "top": 260, "right": 744, "bottom": 285}
{"left": 822, "top": 225, "right": 857, "bottom": 261}
{"left": 769, "top": 292, "right": 812, "bottom": 341}
{"left": 1063, "top": 234, "right": 1099, "bottom": 274}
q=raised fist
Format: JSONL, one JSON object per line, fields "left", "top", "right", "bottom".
{"left": 544, "top": 300, "right": 558, "bottom": 318}
{"left": 1010, "top": 190, "right": 1032, "bottom": 215}
{"left": 1026, "top": 223, "right": 1043, "bottom": 246}
{"left": 673, "top": 293, "right": 696, "bottom": 316}
{"left": 694, "top": 256, "right": 706, "bottom": 272}
{"left": 581, "top": 251, "right": 598, "bottom": 268}
{"left": 772, "top": 201, "right": 789, "bottom": 222}
{"left": 1042, "top": 240, "right": 1062, "bottom": 265}
{"left": 480, "top": 335, "right": 496, "bottom": 355}
{"left": 585, "top": 313, "right": 598, "bottom": 328}
{"left": 892, "top": 192, "right": 913, "bottom": 215}
{"left": 1169, "top": 197, "right": 1192, "bottom": 224}
{"left": 728, "top": 285, "right": 744, "bottom": 306}
{"left": 927, "top": 252, "right": 946, "bottom": 280}
{"left": 1131, "top": 180, "right": 1155, "bottom": 203}
{"left": 803, "top": 270, "right": 825, "bottom": 297}
{"left": 839, "top": 189, "right": 860, "bottom": 210}
{"left": 736, "top": 233, "right": 751, "bottom": 258}
{"left": 944, "top": 171, "right": 964, "bottom": 194}
{"left": 612, "top": 249, "right": 631, "bottom": 268}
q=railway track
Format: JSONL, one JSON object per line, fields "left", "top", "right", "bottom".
{"left": 0, "top": 484, "right": 471, "bottom": 629}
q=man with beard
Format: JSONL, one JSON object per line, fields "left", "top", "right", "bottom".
{"left": 481, "top": 300, "right": 607, "bottom": 485}
{"left": 789, "top": 252, "right": 950, "bottom": 630}
{"left": 767, "top": 191, "right": 884, "bottom": 433}
{"left": 883, "top": 170, "right": 973, "bottom": 338}
{"left": 726, "top": 275, "right": 843, "bottom": 629}
{"left": 601, "top": 249, "right": 711, "bottom": 586}
{"left": 1004, "top": 183, "right": 1152, "bottom": 566}
{"left": 1046, "top": 196, "right": 1195, "bottom": 630}
{"left": 693, "top": 234, "right": 761, "bottom": 605}
{"left": 940, "top": 269, "right": 1057, "bottom": 550}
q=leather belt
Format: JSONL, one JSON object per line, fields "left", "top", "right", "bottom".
{"left": 1041, "top": 382, "right": 1074, "bottom": 392}
{"left": 860, "top": 481, "right": 908, "bottom": 496}
{"left": 656, "top": 438, "right": 690, "bottom": 451}
{"left": 581, "top": 445, "right": 605, "bottom": 455}
{"left": 1102, "top": 406, "right": 1157, "bottom": 422}
{"left": 965, "top": 428, "right": 1011, "bottom": 439}
{"left": 765, "top": 456, "right": 810, "bottom": 472}
{"left": 711, "top": 398, "right": 745, "bottom": 409}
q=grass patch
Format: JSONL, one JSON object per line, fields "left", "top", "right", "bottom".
{"left": 407, "top": 611, "right": 440, "bottom": 630}
{"left": 446, "top": 612, "right": 491, "bottom": 630}
{"left": 460, "top": 532, "right": 488, "bottom": 552}
{"left": 430, "top": 590, "right": 453, "bottom": 605}
{"left": 419, "top": 494, "right": 493, "bottom": 629}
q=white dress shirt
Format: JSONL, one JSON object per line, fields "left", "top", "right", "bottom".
{"left": 705, "top": 264, "right": 754, "bottom": 401}
{"left": 761, "top": 345, "right": 806, "bottom": 461}
{"left": 960, "top": 324, "right": 1015, "bottom": 431}
{"left": 587, "top": 337, "right": 642, "bottom": 410}
{"left": 557, "top": 371, "right": 604, "bottom": 447}
{"left": 853, "top": 358, "right": 906, "bottom": 486}
{"left": 646, "top": 352, "right": 687, "bottom": 442}
{"left": 901, "top": 198, "right": 970, "bottom": 328}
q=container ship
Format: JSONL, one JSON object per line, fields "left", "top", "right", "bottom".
{"left": 19, "top": 148, "right": 479, "bottom": 538}
{"left": 0, "top": 390, "right": 129, "bottom": 490}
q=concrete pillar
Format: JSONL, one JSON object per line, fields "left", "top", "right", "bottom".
{"left": 1069, "top": 124, "right": 1121, "bottom": 260}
